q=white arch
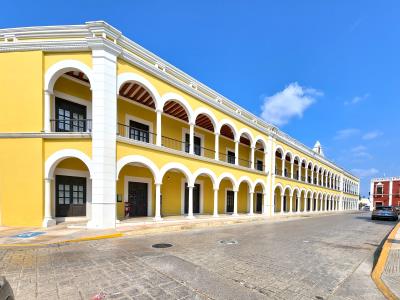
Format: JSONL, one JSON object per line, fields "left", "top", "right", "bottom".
{"left": 193, "top": 107, "right": 218, "bottom": 133}
{"left": 275, "top": 145, "right": 285, "bottom": 156}
{"left": 45, "top": 149, "right": 93, "bottom": 179}
{"left": 237, "top": 176, "right": 254, "bottom": 192}
{"left": 293, "top": 155, "right": 301, "bottom": 164}
{"left": 317, "top": 191, "right": 322, "bottom": 199}
{"left": 292, "top": 187, "right": 301, "bottom": 197}
{"left": 274, "top": 183, "right": 284, "bottom": 193}
{"left": 159, "top": 162, "right": 194, "bottom": 187}
{"left": 253, "top": 179, "right": 267, "bottom": 193}
{"left": 45, "top": 60, "right": 93, "bottom": 93}
{"left": 217, "top": 119, "right": 238, "bottom": 141}
{"left": 117, "top": 72, "right": 162, "bottom": 110}
{"left": 217, "top": 172, "right": 238, "bottom": 191}
{"left": 116, "top": 155, "right": 160, "bottom": 182}
{"left": 252, "top": 135, "right": 268, "bottom": 150}
{"left": 283, "top": 185, "right": 292, "bottom": 195}
{"left": 284, "top": 150, "right": 293, "bottom": 160}
{"left": 161, "top": 92, "right": 194, "bottom": 124}
{"left": 192, "top": 168, "right": 218, "bottom": 189}
{"left": 237, "top": 128, "right": 254, "bottom": 146}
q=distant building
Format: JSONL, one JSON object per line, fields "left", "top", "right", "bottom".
{"left": 370, "top": 177, "right": 400, "bottom": 208}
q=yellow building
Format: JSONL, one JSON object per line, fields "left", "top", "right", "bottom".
{"left": 0, "top": 21, "right": 360, "bottom": 228}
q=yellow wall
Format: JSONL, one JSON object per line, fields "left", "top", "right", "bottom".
{"left": 0, "top": 51, "right": 43, "bottom": 132}
{"left": 0, "top": 138, "right": 43, "bottom": 226}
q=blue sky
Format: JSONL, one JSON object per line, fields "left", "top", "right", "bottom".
{"left": 2, "top": 1, "right": 399, "bottom": 196}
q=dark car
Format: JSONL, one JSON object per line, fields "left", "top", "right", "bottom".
{"left": 0, "top": 276, "right": 14, "bottom": 300}
{"left": 371, "top": 206, "right": 399, "bottom": 221}
{"left": 394, "top": 206, "right": 400, "bottom": 215}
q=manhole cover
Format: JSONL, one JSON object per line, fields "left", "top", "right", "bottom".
{"left": 152, "top": 243, "right": 173, "bottom": 248}
{"left": 218, "top": 240, "right": 239, "bottom": 245}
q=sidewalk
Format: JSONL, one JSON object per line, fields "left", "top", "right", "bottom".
{"left": 0, "top": 211, "right": 353, "bottom": 247}
{"left": 381, "top": 223, "right": 400, "bottom": 299}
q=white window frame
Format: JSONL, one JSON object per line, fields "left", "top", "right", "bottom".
{"left": 52, "top": 91, "right": 92, "bottom": 121}
{"left": 181, "top": 128, "right": 204, "bottom": 156}
{"left": 125, "top": 114, "right": 154, "bottom": 144}
{"left": 180, "top": 178, "right": 204, "bottom": 215}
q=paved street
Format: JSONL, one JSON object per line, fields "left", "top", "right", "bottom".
{"left": 0, "top": 212, "right": 396, "bottom": 300}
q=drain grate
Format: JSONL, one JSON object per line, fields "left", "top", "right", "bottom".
{"left": 152, "top": 243, "right": 173, "bottom": 249}
{"left": 218, "top": 239, "right": 239, "bottom": 245}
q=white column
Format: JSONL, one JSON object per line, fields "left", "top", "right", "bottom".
{"left": 305, "top": 168, "right": 308, "bottom": 182}
{"left": 280, "top": 195, "right": 284, "bottom": 213}
{"left": 289, "top": 195, "right": 293, "bottom": 213}
{"left": 248, "top": 192, "right": 254, "bottom": 215}
{"left": 311, "top": 170, "right": 314, "bottom": 184}
{"left": 44, "top": 90, "right": 52, "bottom": 132}
{"left": 311, "top": 197, "right": 314, "bottom": 212}
{"left": 235, "top": 140, "right": 239, "bottom": 165}
{"left": 154, "top": 183, "right": 162, "bottom": 221}
{"left": 316, "top": 172, "right": 319, "bottom": 186}
{"left": 187, "top": 185, "right": 194, "bottom": 218}
{"left": 156, "top": 109, "right": 162, "bottom": 146}
{"left": 290, "top": 162, "right": 294, "bottom": 179}
{"left": 369, "top": 181, "right": 374, "bottom": 210}
{"left": 214, "top": 133, "right": 219, "bottom": 161}
{"left": 297, "top": 196, "right": 300, "bottom": 213}
{"left": 389, "top": 179, "right": 393, "bottom": 206}
{"left": 42, "top": 178, "right": 56, "bottom": 227}
{"left": 251, "top": 146, "right": 255, "bottom": 169}
{"left": 281, "top": 159, "right": 285, "bottom": 176}
{"left": 233, "top": 190, "right": 238, "bottom": 216}
{"left": 189, "top": 123, "right": 195, "bottom": 155}
{"left": 262, "top": 192, "right": 268, "bottom": 216}
{"left": 87, "top": 45, "right": 118, "bottom": 229}
{"left": 213, "top": 188, "right": 219, "bottom": 217}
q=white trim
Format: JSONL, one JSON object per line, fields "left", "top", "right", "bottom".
{"left": 123, "top": 176, "right": 153, "bottom": 217}
{"left": 224, "top": 188, "right": 234, "bottom": 214}
{"left": 226, "top": 146, "right": 235, "bottom": 164}
{"left": 116, "top": 155, "right": 159, "bottom": 182}
{"left": 125, "top": 114, "right": 154, "bottom": 144}
{"left": 52, "top": 91, "right": 92, "bottom": 121}
{"left": 53, "top": 168, "right": 92, "bottom": 220}
{"left": 161, "top": 92, "right": 194, "bottom": 124}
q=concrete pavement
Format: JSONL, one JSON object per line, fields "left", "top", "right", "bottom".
{"left": 0, "top": 212, "right": 396, "bottom": 299}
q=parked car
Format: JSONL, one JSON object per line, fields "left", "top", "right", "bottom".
{"left": 0, "top": 276, "right": 14, "bottom": 300}
{"left": 362, "top": 205, "right": 370, "bottom": 211}
{"left": 371, "top": 206, "right": 399, "bottom": 221}
{"left": 394, "top": 206, "right": 400, "bottom": 215}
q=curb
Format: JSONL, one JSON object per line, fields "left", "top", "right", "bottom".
{"left": 0, "top": 232, "right": 123, "bottom": 248}
{"left": 371, "top": 221, "right": 400, "bottom": 300}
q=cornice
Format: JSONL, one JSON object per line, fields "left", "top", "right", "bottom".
{"left": 0, "top": 21, "right": 358, "bottom": 181}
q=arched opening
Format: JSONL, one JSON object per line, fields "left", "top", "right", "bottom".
{"left": 284, "top": 153, "right": 292, "bottom": 178}
{"left": 307, "top": 163, "right": 313, "bottom": 183}
{"left": 293, "top": 189, "right": 300, "bottom": 212}
{"left": 300, "top": 190, "right": 306, "bottom": 212}
{"left": 274, "top": 186, "right": 283, "bottom": 213}
{"left": 219, "top": 123, "right": 237, "bottom": 164}
{"left": 238, "top": 132, "right": 253, "bottom": 168}
{"left": 47, "top": 157, "right": 92, "bottom": 222}
{"left": 317, "top": 193, "right": 322, "bottom": 211}
{"left": 193, "top": 169, "right": 217, "bottom": 216}
{"left": 312, "top": 192, "right": 317, "bottom": 211}
{"left": 218, "top": 176, "right": 237, "bottom": 215}
{"left": 160, "top": 167, "right": 194, "bottom": 217}
{"left": 253, "top": 182, "right": 265, "bottom": 214}
{"left": 306, "top": 191, "right": 312, "bottom": 212}
{"left": 275, "top": 148, "right": 284, "bottom": 176}
{"left": 319, "top": 168, "right": 323, "bottom": 186}
{"left": 117, "top": 80, "right": 157, "bottom": 144}
{"left": 254, "top": 139, "right": 266, "bottom": 172}
{"left": 283, "top": 187, "right": 291, "bottom": 213}
{"left": 238, "top": 179, "right": 252, "bottom": 214}
{"left": 49, "top": 68, "right": 92, "bottom": 133}
{"left": 162, "top": 100, "right": 191, "bottom": 152}
{"left": 293, "top": 157, "right": 300, "bottom": 180}
{"left": 117, "top": 161, "right": 157, "bottom": 220}
{"left": 301, "top": 160, "right": 307, "bottom": 182}
{"left": 313, "top": 165, "right": 318, "bottom": 185}
{"left": 195, "top": 113, "right": 216, "bottom": 159}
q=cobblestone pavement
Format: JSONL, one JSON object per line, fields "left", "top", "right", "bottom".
{"left": 381, "top": 226, "right": 400, "bottom": 298}
{"left": 0, "top": 212, "right": 396, "bottom": 300}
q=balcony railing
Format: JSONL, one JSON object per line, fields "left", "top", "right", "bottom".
{"left": 50, "top": 119, "right": 92, "bottom": 132}
{"left": 117, "top": 123, "right": 264, "bottom": 172}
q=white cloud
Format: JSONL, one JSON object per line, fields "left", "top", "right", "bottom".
{"left": 344, "top": 93, "right": 369, "bottom": 105}
{"left": 334, "top": 128, "right": 360, "bottom": 140}
{"left": 351, "top": 168, "right": 379, "bottom": 178}
{"left": 362, "top": 130, "right": 383, "bottom": 140}
{"left": 350, "top": 145, "right": 372, "bottom": 160}
{"left": 260, "top": 82, "right": 321, "bottom": 126}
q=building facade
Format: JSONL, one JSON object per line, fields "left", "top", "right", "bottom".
{"left": 0, "top": 22, "right": 360, "bottom": 228}
{"left": 370, "top": 177, "right": 400, "bottom": 208}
